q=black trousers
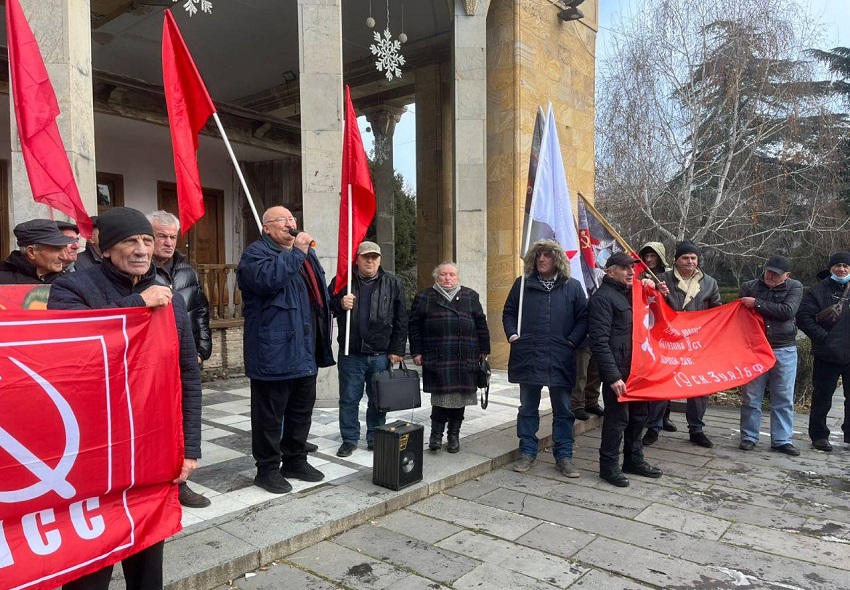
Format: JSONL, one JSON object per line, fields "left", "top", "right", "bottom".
{"left": 63, "top": 541, "right": 164, "bottom": 590}
{"left": 431, "top": 406, "right": 466, "bottom": 422}
{"left": 599, "top": 384, "right": 648, "bottom": 474}
{"left": 810, "top": 357, "right": 850, "bottom": 442}
{"left": 250, "top": 376, "right": 317, "bottom": 472}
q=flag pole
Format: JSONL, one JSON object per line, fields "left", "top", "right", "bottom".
{"left": 212, "top": 112, "right": 262, "bottom": 233}
{"left": 344, "top": 184, "right": 353, "bottom": 356}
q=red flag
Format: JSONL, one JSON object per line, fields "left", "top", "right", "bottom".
{"left": 334, "top": 86, "right": 376, "bottom": 295}
{"left": 162, "top": 9, "right": 216, "bottom": 234}
{"left": 622, "top": 278, "right": 776, "bottom": 401}
{"left": 0, "top": 304, "right": 183, "bottom": 588}
{"left": 5, "top": 0, "right": 92, "bottom": 239}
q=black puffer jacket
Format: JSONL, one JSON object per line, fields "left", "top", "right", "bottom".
{"left": 797, "top": 277, "right": 850, "bottom": 365}
{"left": 153, "top": 251, "right": 211, "bottom": 360}
{"left": 0, "top": 251, "right": 63, "bottom": 284}
{"left": 329, "top": 267, "right": 407, "bottom": 355}
{"left": 739, "top": 276, "right": 802, "bottom": 349}
{"left": 47, "top": 261, "right": 203, "bottom": 459}
{"left": 588, "top": 275, "right": 634, "bottom": 385}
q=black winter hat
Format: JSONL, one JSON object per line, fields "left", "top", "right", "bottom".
{"left": 827, "top": 252, "right": 850, "bottom": 269}
{"left": 97, "top": 207, "right": 153, "bottom": 253}
{"left": 674, "top": 240, "right": 700, "bottom": 260}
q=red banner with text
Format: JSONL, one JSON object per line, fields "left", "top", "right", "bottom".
{"left": 0, "top": 305, "right": 183, "bottom": 589}
{"left": 623, "top": 279, "right": 776, "bottom": 402}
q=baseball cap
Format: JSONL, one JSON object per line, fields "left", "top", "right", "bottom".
{"left": 357, "top": 241, "right": 381, "bottom": 256}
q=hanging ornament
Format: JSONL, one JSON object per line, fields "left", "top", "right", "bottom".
{"left": 398, "top": 0, "right": 407, "bottom": 44}
{"left": 366, "top": 0, "right": 375, "bottom": 28}
{"left": 174, "top": 0, "right": 212, "bottom": 17}
{"left": 370, "top": 0, "right": 405, "bottom": 81}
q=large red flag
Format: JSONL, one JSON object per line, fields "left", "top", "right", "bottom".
{"left": 5, "top": 0, "right": 92, "bottom": 239}
{"left": 162, "top": 9, "right": 216, "bottom": 234}
{"left": 622, "top": 278, "right": 776, "bottom": 401}
{"left": 335, "top": 86, "right": 376, "bottom": 295}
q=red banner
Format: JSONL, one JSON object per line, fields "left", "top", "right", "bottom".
{"left": 623, "top": 278, "right": 775, "bottom": 402}
{"left": 0, "top": 306, "right": 183, "bottom": 589}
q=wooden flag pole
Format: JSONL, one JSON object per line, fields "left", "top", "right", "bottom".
{"left": 213, "top": 112, "right": 262, "bottom": 233}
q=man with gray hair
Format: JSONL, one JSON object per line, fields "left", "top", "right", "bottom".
{"left": 148, "top": 210, "right": 212, "bottom": 508}
{"left": 0, "top": 219, "right": 75, "bottom": 284}
{"left": 502, "top": 239, "right": 588, "bottom": 478}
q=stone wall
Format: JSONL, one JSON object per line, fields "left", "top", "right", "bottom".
{"left": 202, "top": 325, "right": 245, "bottom": 381}
{"left": 486, "top": 0, "right": 598, "bottom": 368}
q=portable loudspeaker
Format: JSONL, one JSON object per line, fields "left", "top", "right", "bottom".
{"left": 372, "top": 421, "right": 424, "bottom": 491}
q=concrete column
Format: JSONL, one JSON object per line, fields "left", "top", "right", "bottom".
{"left": 298, "top": 0, "right": 343, "bottom": 406}
{"left": 9, "top": 0, "right": 96, "bottom": 227}
{"left": 364, "top": 105, "right": 404, "bottom": 274}
{"left": 452, "top": 0, "right": 490, "bottom": 308}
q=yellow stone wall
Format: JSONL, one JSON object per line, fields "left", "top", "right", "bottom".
{"left": 486, "top": 0, "right": 598, "bottom": 368}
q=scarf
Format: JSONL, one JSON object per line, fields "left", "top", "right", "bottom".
{"left": 537, "top": 274, "right": 557, "bottom": 292}
{"left": 673, "top": 267, "right": 704, "bottom": 308}
{"left": 433, "top": 282, "right": 461, "bottom": 302}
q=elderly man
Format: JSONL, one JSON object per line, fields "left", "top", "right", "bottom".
{"left": 590, "top": 252, "right": 664, "bottom": 488}
{"left": 56, "top": 221, "right": 80, "bottom": 272}
{"left": 148, "top": 210, "right": 212, "bottom": 507}
{"left": 48, "top": 207, "right": 202, "bottom": 590}
{"left": 238, "top": 206, "right": 334, "bottom": 494}
{"left": 503, "top": 239, "right": 588, "bottom": 478}
{"left": 659, "top": 241, "right": 722, "bottom": 448}
{"left": 0, "top": 219, "right": 74, "bottom": 284}
{"left": 738, "top": 255, "right": 802, "bottom": 455}
{"left": 330, "top": 241, "right": 407, "bottom": 457}
{"left": 797, "top": 252, "right": 850, "bottom": 452}
{"left": 75, "top": 215, "right": 102, "bottom": 271}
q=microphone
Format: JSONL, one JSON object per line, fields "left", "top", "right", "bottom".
{"left": 288, "top": 228, "right": 317, "bottom": 248}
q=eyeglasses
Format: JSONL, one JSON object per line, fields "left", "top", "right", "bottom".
{"left": 267, "top": 216, "right": 297, "bottom": 224}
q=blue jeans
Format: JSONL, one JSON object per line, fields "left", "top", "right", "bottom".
{"left": 645, "top": 401, "right": 668, "bottom": 434}
{"left": 517, "top": 384, "right": 574, "bottom": 461}
{"left": 338, "top": 353, "right": 389, "bottom": 445}
{"left": 740, "top": 346, "right": 797, "bottom": 446}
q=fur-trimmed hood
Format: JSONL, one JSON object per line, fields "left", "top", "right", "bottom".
{"left": 523, "top": 239, "right": 570, "bottom": 279}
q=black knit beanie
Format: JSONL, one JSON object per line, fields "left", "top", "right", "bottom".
{"left": 674, "top": 240, "right": 700, "bottom": 260}
{"left": 97, "top": 207, "right": 154, "bottom": 253}
{"left": 827, "top": 252, "right": 850, "bottom": 268}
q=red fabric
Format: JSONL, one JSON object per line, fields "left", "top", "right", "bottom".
{"left": 162, "top": 9, "right": 216, "bottom": 235}
{"left": 334, "top": 86, "right": 376, "bottom": 295}
{"left": 5, "top": 0, "right": 92, "bottom": 240}
{"left": 622, "top": 278, "right": 776, "bottom": 401}
{"left": 0, "top": 306, "right": 183, "bottom": 588}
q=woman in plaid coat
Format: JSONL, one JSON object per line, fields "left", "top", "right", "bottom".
{"left": 409, "top": 262, "right": 490, "bottom": 454}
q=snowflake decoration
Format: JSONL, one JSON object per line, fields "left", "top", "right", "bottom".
{"left": 370, "top": 28, "right": 405, "bottom": 81}
{"left": 175, "top": 0, "right": 212, "bottom": 17}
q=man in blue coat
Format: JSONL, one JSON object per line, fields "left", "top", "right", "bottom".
{"left": 503, "top": 239, "right": 588, "bottom": 478}
{"left": 238, "top": 206, "right": 334, "bottom": 494}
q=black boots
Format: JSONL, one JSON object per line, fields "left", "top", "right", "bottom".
{"left": 446, "top": 421, "right": 462, "bottom": 453}
{"left": 429, "top": 421, "right": 446, "bottom": 451}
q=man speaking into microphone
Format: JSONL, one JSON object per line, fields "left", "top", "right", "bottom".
{"left": 237, "top": 206, "right": 335, "bottom": 494}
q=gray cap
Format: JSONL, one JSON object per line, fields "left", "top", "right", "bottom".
{"left": 357, "top": 241, "right": 381, "bottom": 256}
{"left": 14, "top": 219, "right": 76, "bottom": 247}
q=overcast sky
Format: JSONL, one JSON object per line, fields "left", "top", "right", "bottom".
{"left": 361, "top": 0, "right": 848, "bottom": 195}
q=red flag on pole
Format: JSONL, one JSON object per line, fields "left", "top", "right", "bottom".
{"left": 5, "top": 0, "right": 92, "bottom": 239}
{"left": 162, "top": 9, "right": 216, "bottom": 234}
{"left": 335, "top": 86, "right": 376, "bottom": 295}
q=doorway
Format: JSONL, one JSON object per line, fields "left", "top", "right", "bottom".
{"left": 157, "top": 182, "right": 225, "bottom": 264}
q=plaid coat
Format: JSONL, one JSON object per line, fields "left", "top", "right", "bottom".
{"left": 408, "top": 286, "right": 491, "bottom": 400}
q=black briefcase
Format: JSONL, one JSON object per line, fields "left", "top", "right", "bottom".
{"left": 373, "top": 421, "right": 424, "bottom": 490}
{"left": 372, "top": 360, "right": 421, "bottom": 412}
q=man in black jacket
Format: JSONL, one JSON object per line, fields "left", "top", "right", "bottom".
{"left": 48, "top": 207, "right": 202, "bottom": 590}
{"left": 148, "top": 210, "right": 212, "bottom": 508}
{"left": 738, "top": 255, "right": 802, "bottom": 455}
{"left": 74, "top": 215, "right": 102, "bottom": 271}
{"left": 0, "top": 219, "right": 75, "bottom": 284}
{"left": 330, "top": 241, "right": 407, "bottom": 456}
{"left": 796, "top": 252, "right": 850, "bottom": 452}
{"left": 589, "top": 252, "right": 663, "bottom": 488}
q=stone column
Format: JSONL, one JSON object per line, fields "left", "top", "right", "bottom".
{"left": 298, "top": 0, "right": 343, "bottom": 406}
{"left": 364, "top": 105, "right": 405, "bottom": 274}
{"left": 9, "top": 0, "right": 96, "bottom": 227}
{"left": 452, "top": 0, "right": 490, "bottom": 308}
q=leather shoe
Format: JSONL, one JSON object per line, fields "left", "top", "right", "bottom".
{"left": 642, "top": 429, "right": 658, "bottom": 446}
{"left": 305, "top": 442, "right": 319, "bottom": 453}
{"left": 254, "top": 471, "right": 292, "bottom": 494}
{"left": 573, "top": 408, "right": 590, "bottom": 421}
{"left": 771, "top": 443, "right": 800, "bottom": 456}
{"left": 662, "top": 418, "right": 677, "bottom": 432}
{"left": 281, "top": 461, "right": 325, "bottom": 482}
{"left": 178, "top": 483, "right": 211, "bottom": 508}
{"left": 622, "top": 461, "right": 662, "bottom": 478}
{"left": 689, "top": 432, "right": 714, "bottom": 448}
{"left": 585, "top": 405, "right": 605, "bottom": 417}
{"left": 336, "top": 442, "right": 356, "bottom": 457}
{"left": 600, "top": 470, "right": 630, "bottom": 487}
{"left": 739, "top": 440, "right": 755, "bottom": 451}
{"left": 812, "top": 439, "right": 832, "bottom": 452}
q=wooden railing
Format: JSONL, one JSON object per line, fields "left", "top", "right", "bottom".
{"left": 196, "top": 264, "right": 242, "bottom": 327}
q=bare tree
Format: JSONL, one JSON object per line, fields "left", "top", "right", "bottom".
{"left": 596, "top": 0, "right": 850, "bottom": 275}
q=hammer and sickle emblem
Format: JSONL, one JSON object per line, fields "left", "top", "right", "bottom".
{"left": 0, "top": 357, "right": 79, "bottom": 502}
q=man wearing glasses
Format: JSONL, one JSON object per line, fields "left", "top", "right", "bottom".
{"left": 238, "top": 206, "right": 335, "bottom": 494}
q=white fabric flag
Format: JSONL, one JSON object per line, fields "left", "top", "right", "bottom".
{"left": 526, "top": 103, "right": 585, "bottom": 291}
